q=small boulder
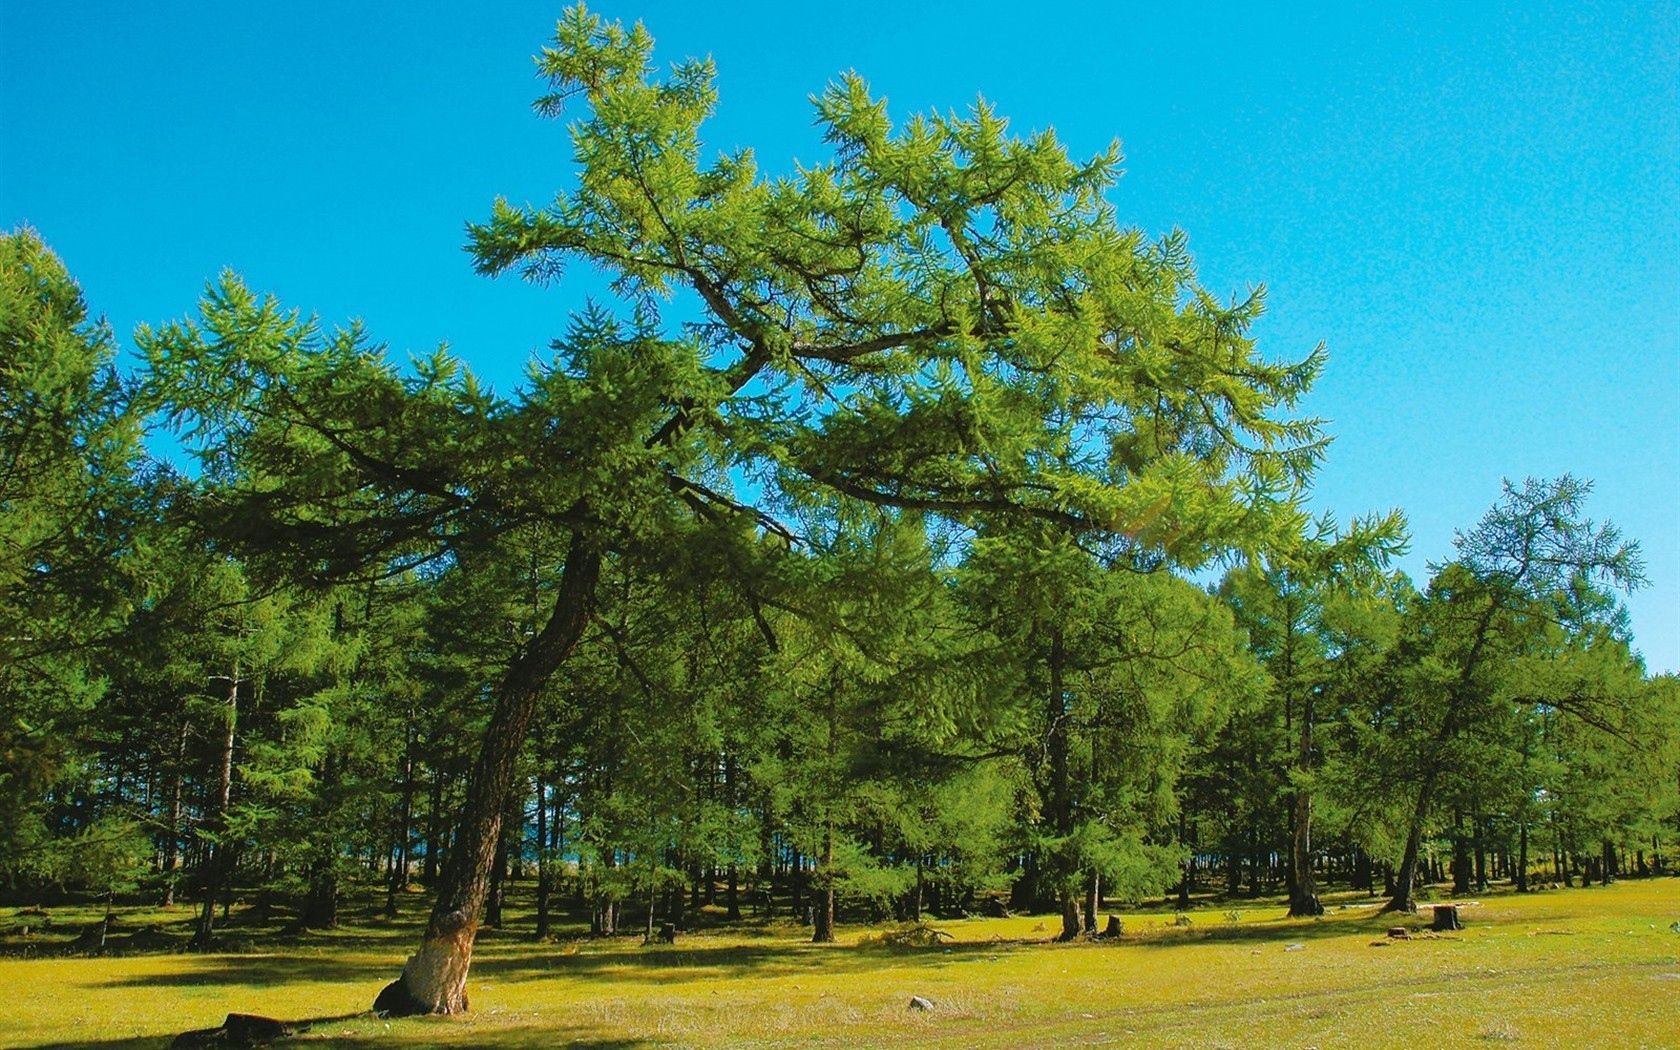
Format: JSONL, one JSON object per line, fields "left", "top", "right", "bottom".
{"left": 908, "top": 996, "right": 934, "bottom": 1012}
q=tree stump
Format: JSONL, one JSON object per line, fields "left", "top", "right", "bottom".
{"left": 1103, "top": 915, "right": 1123, "bottom": 938}
{"left": 658, "top": 922, "right": 677, "bottom": 944}
{"left": 1430, "top": 905, "right": 1462, "bottom": 931}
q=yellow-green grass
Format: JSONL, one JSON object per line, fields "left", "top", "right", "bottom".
{"left": 4, "top": 879, "right": 1677, "bottom": 1048}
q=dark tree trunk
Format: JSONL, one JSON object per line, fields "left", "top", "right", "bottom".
{"left": 1386, "top": 766, "right": 1439, "bottom": 913}
{"left": 1046, "top": 626, "right": 1081, "bottom": 942}
{"left": 1452, "top": 810, "right": 1471, "bottom": 895}
{"left": 1287, "top": 688, "right": 1322, "bottom": 916}
{"left": 812, "top": 826, "right": 835, "bottom": 943}
{"left": 423, "top": 760, "right": 444, "bottom": 884}
{"left": 191, "top": 664, "right": 239, "bottom": 950}
{"left": 376, "top": 536, "right": 601, "bottom": 1016}
{"left": 724, "top": 754, "right": 741, "bottom": 921}
{"left": 388, "top": 720, "right": 416, "bottom": 918}
{"left": 1516, "top": 822, "right": 1529, "bottom": 892}
{"left": 161, "top": 716, "right": 189, "bottom": 907}
{"left": 303, "top": 855, "right": 338, "bottom": 929}
{"left": 485, "top": 787, "right": 521, "bottom": 929}
{"left": 534, "top": 779, "right": 551, "bottom": 939}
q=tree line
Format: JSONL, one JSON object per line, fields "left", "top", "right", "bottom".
{"left": 2, "top": 6, "right": 1674, "bottom": 1015}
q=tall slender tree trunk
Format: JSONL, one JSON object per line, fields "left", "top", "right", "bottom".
{"left": 1046, "top": 626, "right": 1081, "bottom": 942}
{"left": 812, "top": 823, "right": 836, "bottom": 943}
{"left": 1287, "top": 682, "right": 1322, "bottom": 916}
{"left": 388, "top": 718, "right": 417, "bottom": 917}
{"left": 191, "top": 662, "right": 239, "bottom": 950}
{"left": 375, "top": 536, "right": 602, "bottom": 1016}
{"left": 1516, "top": 822, "right": 1529, "bottom": 892}
{"left": 423, "top": 755, "right": 446, "bottom": 884}
{"left": 1451, "top": 809, "right": 1471, "bottom": 894}
{"left": 724, "top": 754, "right": 741, "bottom": 921}
{"left": 534, "top": 779, "right": 551, "bottom": 939}
{"left": 161, "top": 716, "right": 188, "bottom": 907}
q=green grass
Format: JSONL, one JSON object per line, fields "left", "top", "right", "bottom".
{"left": 3, "top": 879, "right": 1677, "bottom": 1048}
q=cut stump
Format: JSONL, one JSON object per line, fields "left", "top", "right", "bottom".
{"left": 1431, "top": 905, "right": 1463, "bottom": 931}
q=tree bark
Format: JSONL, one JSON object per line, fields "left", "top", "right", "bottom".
{"left": 1385, "top": 771, "right": 1434, "bottom": 913}
{"left": 375, "top": 535, "right": 602, "bottom": 1016}
{"left": 1046, "top": 626, "right": 1081, "bottom": 942}
{"left": 162, "top": 715, "right": 188, "bottom": 907}
{"left": 1083, "top": 872, "right": 1099, "bottom": 935}
{"left": 191, "top": 662, "right": 239, "bottom": 950}
{"left": 1451, "top": 810, "right": 1471, "bottom": 894}
{"left": 1287, "top": 680, "right": 1322, "bottom": 916}
{"left": 812, "top": 824, "right": 836, "bottom": 943}
{"left": 534, "top": 779, "right": 551, "bottom": 938}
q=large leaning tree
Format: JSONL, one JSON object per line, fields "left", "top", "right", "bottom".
{"left": 141, "top": 7, "right": 1325, "bottom": 1014}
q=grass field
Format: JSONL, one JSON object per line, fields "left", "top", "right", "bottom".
{"left": 3, "top": 878, "right": 1677, "bottom": 1048}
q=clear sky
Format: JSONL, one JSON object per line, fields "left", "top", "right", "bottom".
{"left": 3, "top": 1, "right": 1676, "bottom": 670}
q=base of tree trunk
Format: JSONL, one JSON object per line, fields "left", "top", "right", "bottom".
{"left": 1287, "top": 894, "right": 1324, "bottom": 917}
{"left": 375, "top": 924, "right": 473, "bottom": 1016}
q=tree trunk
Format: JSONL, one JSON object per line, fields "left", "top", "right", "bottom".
{"left": 724, "top": 755, "right": 742, "bottom": 921}
{"left": 1083, "top": 872, "right": 1099, "bottom": 935}
{"left": 191, "top": 662, "right": 239, "bottom": 950}
{"left": 423, "top": 759, "right": 444, "bottom": 884}
{"left": 534, "top": 779, "right": 551, "bottom": 939}
{"left": 1059, "top": 890, "right": 1082, "bottom": 942}
{"left": 303, "top": 854, "right": 338, "bottom": 929}
{"left": 1287, "top": 685, "right": 1322, "bottom": 916}
{"left": 162, "top": 716, "right": 189, "bottom": 907}
{"left": 1047, "top": 626, "right": 1081, "bottom": 943}
{"left": 1452, "top": 810, "right": 1471, "bottom": 895}
{"left": 812, "top": 825, "right": 836, "bottom": 943}
{"left": 375, "top": 536, "right": 601, "bottom": 1017}
{"left": 388, "top": 719, "right": 417, "bottom": 918}
{"left": 1516, "top": 822, "right": 1529, "bottom": 892}
{"left": 1385, "top": 771, "right": 1434, "bottom": 913}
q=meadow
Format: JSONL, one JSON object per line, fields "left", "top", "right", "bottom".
{"left": 3, "top": 878, "right": 1676, "bottom": 1048}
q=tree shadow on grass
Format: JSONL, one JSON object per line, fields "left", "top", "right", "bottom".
{"left": 93, "top": 952, "right": 386, "bottom": 989}
{"left": 468, "top": 932, "right": 1043, "bottom": 988}
{"left": 20, "top": 1013, "right": 647, "bottom": 1050}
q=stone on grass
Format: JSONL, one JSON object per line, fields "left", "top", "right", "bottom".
{"left": 908, "top": 996, "right": 934, "bottom": 1012}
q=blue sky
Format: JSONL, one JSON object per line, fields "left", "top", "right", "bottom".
{"left": 3, "top": 1, "right": 1676, "bottom": 670}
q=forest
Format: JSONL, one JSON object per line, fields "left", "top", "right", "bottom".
{"left": 2, "top": 6, "right": 1676, "bottom": 1037}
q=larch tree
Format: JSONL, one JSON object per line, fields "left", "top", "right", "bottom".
{"left": 1380, "top": 476, "right": 1643, "bottom": 913}
{"left": 0, "top": 229, "right": 142, "bottom": 889}
{"left": 1219, "top": 510, "right": 1406, "bottom": 916}
{"left": 141, "top": 7, "right": 1325, "bottom": 1013}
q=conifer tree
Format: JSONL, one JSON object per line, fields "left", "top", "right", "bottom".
{"left": 142, "top": 7, "right": 1325, "bottom": 1011}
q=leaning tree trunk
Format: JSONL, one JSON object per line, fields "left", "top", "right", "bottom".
{"left": 1385, "top": 770, "right": 1436, "bottom": 913}
{"left": 375, "top": 537, "right": 601, "bottom": 1016}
